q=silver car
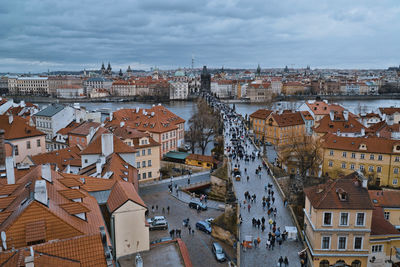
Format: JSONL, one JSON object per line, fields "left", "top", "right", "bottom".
{"left": 212, "top": 242, "right": 226, "bottom": 262}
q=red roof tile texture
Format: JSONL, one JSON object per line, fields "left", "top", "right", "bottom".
{"left": 249, "top": 109, "right": 273, "bottom": 120}
{"left": 0, "top": 115, "right": 45, "bottom": 140}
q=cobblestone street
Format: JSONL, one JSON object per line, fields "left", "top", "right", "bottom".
{"left": 225, "top": 128, "right": 304, "bottom": 266}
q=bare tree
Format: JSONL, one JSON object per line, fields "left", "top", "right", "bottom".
{"left": 278, "top": 132, "right": 323, "bottom": 182}
{"left": 187, "top": 98, "right": 219, "bottom": 155}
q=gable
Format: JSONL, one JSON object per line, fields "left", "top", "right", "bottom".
{"left": 114, "top": 199, "right": 146, "bottom": 214}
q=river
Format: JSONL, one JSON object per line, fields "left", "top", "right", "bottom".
{"left": 71, "top": 98, "right": 400, "bottom": 122}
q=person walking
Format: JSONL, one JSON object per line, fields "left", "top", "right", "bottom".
{"left": 167, "top": 206, "right": 170, "bottom": 214}
{"left": 284, "top": 256, "right": 289, "bottom": 267}
{"left": 188, "top": 225, "right": 191, "bottom": 234}
{"left": 248, "top": 203, "right": 251, "bottom": 212}
{"left": 151, "top": 205, "right": 154, "bottom": 213}
{"left": 278, "top": 256, "right": 284, "bottom": 267}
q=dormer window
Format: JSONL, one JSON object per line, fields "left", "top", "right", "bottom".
{"left": 337, "top": 188, "right": 348, "bottom": 201}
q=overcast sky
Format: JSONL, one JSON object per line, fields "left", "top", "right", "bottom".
{"left": 1, "top": 0, "right": 399, "bottom": 73}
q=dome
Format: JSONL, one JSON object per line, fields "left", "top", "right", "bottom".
{"left": 174, "top": 70, "right": 185, "bottom": 77}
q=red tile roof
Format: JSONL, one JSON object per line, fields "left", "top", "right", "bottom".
{"left": 270, "top": 111, "right": 305, "bottom": 127}
{"left": 306, "top": 100, "right": 344, "bottom": 116}
{"left": 313, "top": 112, "right": 366, "bottom": 134}
{"left": 369, "top": 190, "right": 400, "bottom": 208}
{"left": 30, "top": 145, "right": 82, "bottom": 169}
{"left": 370, "top": 207, "right": 400, "bottom": 236}
{"left": 379, "top": 107, "right": 400, "bottom": 115}
{"left": 80, "top": 134, "right": 136, "bottom": 155}
{"left": 68, "top": 122, "right": 101, "bottom": 136}
{"left": 304, "top": 172, "right": 374, "bottom": 210}
{"left": 249, "top": 109, "right": 273, "bottom": 120}
{"left": 107, "top": 180, "right": 146, "bottom": 213}
{"left": 0, "top": 115, "right": 45, "bottom": 140}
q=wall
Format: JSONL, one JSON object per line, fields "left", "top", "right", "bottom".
{"left": 113, "top": 200, "right": 149, "bottom": 258}
{"left": 12, "top": 135, "right": 46, "bottom": 163}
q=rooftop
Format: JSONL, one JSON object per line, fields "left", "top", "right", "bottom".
{"left": 34, "top": 104, "right": 66, "bottom": 117}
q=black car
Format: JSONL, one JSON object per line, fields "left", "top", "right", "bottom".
{"left": 188, "top": 201, "right": 207, "bottom": 210}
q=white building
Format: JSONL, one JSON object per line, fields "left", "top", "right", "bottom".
{"left": 56, "top": 85, "right": 84, "bottom": 98}
{"left": 8, "top": 76, "right": 49, "bottom": 95}
{"left": 169, "top": 81, "right": 188, "bottom": 100}
{"left": 84, "top": 77, "right": 113, "bottom": 95}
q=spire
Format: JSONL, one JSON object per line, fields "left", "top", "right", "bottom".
{"left": 101, "top": 62, "right": 105, "bottom": 71}
{"left": 256, "top": 64, "right": 261, "bottom": 76}
{"left": 127, "top": 65, "right": 132, "bottom": 73}
{"left": 119, "top": 69, "right": 123, "bottom": 77}
{"left": 107, "top": 62, "right": 111, "bottom": 71}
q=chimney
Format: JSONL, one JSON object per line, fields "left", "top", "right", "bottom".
{"left": 136, "top": 107, "right": 140, "bottom": 113}
{"left": 0, "top": 130, "right": 5, "bottom": 166}
{"left": 24, "top": 247, "right": 34, "bottom": 267}
{"left": 109, "top": 112, "right": 113, "bottom": 122}
{"left": 101, "top": 133, "right": 114, "bottom": 157}
{"left": 41, "top": 164, "right": 52, "bottom": 182}
{"left": 20, "top": 100, "right": 26, "bottom": 108}
{"left": 5, "top": 156, "right": 15, "bottom": 185}
{"left": 343, "top": 110, "right": 349, "bottom": 121}
{"left": 96, "top": 159, "right": 102, "bottom": 175}
{"left": 120, "top": 121, "right": 125, "bottom": 128}
{"left": 8, "top": 114, "right": 13, "bottom": 125}
{"left": 361, "top": 128, "right": 365, "bottom": 136}
{"left": 329, "top": 110, "right": 334, "bottom": 121}
{"left": 34, "top": 180, "right": 48, "bottom": 206}
{"left": 142, "top": 109, "right": 145, "bottom": 115}
{"left": 75, "top": 116, "right": 80, "bottom": 123}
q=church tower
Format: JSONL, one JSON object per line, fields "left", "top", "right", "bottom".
{"left": 101, "top": 62, "right": 105, "bottom": 75}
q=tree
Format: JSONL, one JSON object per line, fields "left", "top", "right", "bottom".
{"left": 187, "top": 98, "right": 219, "bottom": 155}
{"left": 278, "top": 133, "right": 323, "bottom": 182}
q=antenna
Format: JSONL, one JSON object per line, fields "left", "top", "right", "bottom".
{"left": 191, "top": 54, "right": 194, "bottom": 70}
{"left": 1, "top": 231, "right": 7, "bottom": 250}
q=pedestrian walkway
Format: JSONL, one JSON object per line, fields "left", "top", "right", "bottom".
{"left": 170, "top": 187, "right": 225, "bottom": 211}
{"left": 225, "top": 126, "right": 304, "bottom": 266}
{"left": 139, "top": 171, "right": 210, "bottom": 188}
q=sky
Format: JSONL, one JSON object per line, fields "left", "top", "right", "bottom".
{"left": 1, "top": 0, "right": 400, "bottom": 73}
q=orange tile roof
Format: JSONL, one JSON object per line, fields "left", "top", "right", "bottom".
{"left": 270, "top": 111, "right": 305, "bottom": 127}
{"left": 379, "top": 107, "right": 400, "bottom": 115}
{"left": 109, "top": 105, "right": 185, "bottom": 134}
{"left": 370, "top": 207, "right": 400, "bottom": 236}
{"left": 80, "top": 134, "right": 136, "bottom": 155}
{"left": 69, "top": 121, "right": 101, "bottom": 136}
{"left": 106, "top": 125, "right": 160, "bottom": 148}
{"left": 306, "top": 100, "right": 344, "bottom": 116}
{"left": 0, "top": 233, "right": 108, "bottom": 267}
{"left": 300, "top": 111, "right": 313, "bottom": 120}
{"left": 0, "top": 115, "right": 45, "bottom": 140}
{"left": 56, "top": 121, "right": 81, "bottom": 135}
{"left": 322, "top": 134, "right": 400, "bottom": 154}
{"left": 369, "top": 190, "right": 400, "bottom": 208}
{"left": 58, "top": 189, "right": 86, "bottom": 200}
{"left": 304, "top": 172, "right": 374, "bottom": 210}
{"left": 60, "top": 202, "right": 90, "bottom": 215}
{"left": 30, "top": 145, "right": 82, "bottom": 169}
{"left": 249, "top": 109, "right": 273, "bottom": 120}
{"left": 25, "top": 220, "right": 46, "bottom": 243}
{"left": 107, "top": 180, "right": 146, "bottom": 213}
{"left": 313, "top": 112, "right": 365, "bottom": 134}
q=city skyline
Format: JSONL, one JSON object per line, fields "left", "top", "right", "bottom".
{"left": 1, "top": 0, "right": 400, "bottom": 73}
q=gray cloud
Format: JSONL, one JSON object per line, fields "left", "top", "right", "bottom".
{"left": 0, "top": 0, "right": 399, "bottom": 73}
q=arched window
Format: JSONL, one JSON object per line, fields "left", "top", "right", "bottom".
{"left": 351, "top": 260, "right": 361, "bottom": 267}
{"left": 320, "top": 260, "right": 330, "bottom": 267}
{"left": 334, "top": 260, "right": 346, "bottom": 267}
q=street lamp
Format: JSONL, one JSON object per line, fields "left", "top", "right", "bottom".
{"left": 385, "top": 247, "right": 400, "bottom": 264}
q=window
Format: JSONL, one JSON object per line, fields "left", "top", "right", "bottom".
{"left": 377, "top": 166, "right": 382, "bottom": 173}
{"left": 372, "top": 245, "right": 383, "bottom": 253}
{"left": 142, "top": 161, "right": 146, "bottom": 168}
{"left": 342, "top": 152, "right": 347, "bottom": 158}
{"left": 338, "top": 236, "right": 347, "bottom": 250}
{"left": 360, "top": 154, "right": 365, "bottom": 159}
{"left": 142, "top": 149, "right": 145, "bottom": 156}
{"left": 356, "top": 213, "right": 365, "bottom": 226}
{"left": 384, "top": 211, "right": 390, "bottom": 220}
{"left": 359, "top": 165, "right": 364, "bottom": 171}
{"left": 147, "top": 148, "right": 151, "bottom": 155}
{"left": 329, "top": 150, "right": 334, "bottom": 156}
{"left": 378, "top": 155, "right": 383, "bottom": 161}
{"left": 15, "top": 145, "right": 19, "bottom": 156}
{"left": 328, "top": 161, "right": 333, "bottom": 167}
{"left": 148, "top": 160, "right": 152, "bottom": 167}
{"left": 340, "top": 213, "right": 349, "bottom": 226}
{"left": 138, "top": 173, "right": 141, "bottom": 180}
{"left": 369, "top": 166, "right": 374, "bottom": 172}
{"left": 148, "top": 172, "right": 152, "bottom": 178}
{"left": 393, "top": 178, "right": 398, "bottom": 185}
{"left": 321, "top": 236, "right": 330, "bottom": 249}
{"left": 354, "top": 237, "right": 362, "bottom": 250}
{"left": 370, "top": 154, "right": 375, "bottom": 160}
{"left": 76, "top": 137, "right": 79, "bottom": 142}
{"left": 396, "top": 156, "right": 400, "bottom": 162}
{"left": 37, "top": 139, "right": 41, "bottom": 147}
{"left": 394, "top": 168, "right": 399, "bottom": 174}
{"left": 323, "top": 212, "right": 332, "bottom": 226}
{"left": 350, "top": 164, "right": 355, "bottom": 170}
{"left": 351, "top": 153, "right": 356, "bottom": 159}
{"left": 26, "top": 141, "right": 31, "bottom": 149}
{"left": 136, "top": 151, "right": 140, "bottom": 157}
{"left": 136, "top": 162, "right": 140, "bottom": 168}
{"left": 142, "top": 173, "right": 147, "bottom": 179}
{"left": 341, "top": 162, "right": 346, "bottom": 169}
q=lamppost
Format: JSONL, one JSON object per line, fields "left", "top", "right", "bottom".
{"left": 385, "top": 246, "right": 400, "bottom": 264}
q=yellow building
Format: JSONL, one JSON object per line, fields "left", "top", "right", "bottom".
{"left": 303, "top": 172, "right": 374, "bottom": 267}
{"left": 185, "top": 154, "right": 218, "bottom": 169}
{"left": 368, "top": 191, "right": 400, "bottom": 266}
{"left": 322, "top": 134, "right": 400, "bottom": 187}
{"left": 249, "top": 109, "right": 272, "bottom": 141}
{"left": 265, "top": 111, "right": 305, "bottom": 147}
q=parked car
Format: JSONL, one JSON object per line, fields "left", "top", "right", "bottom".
{"left": 150, "top": 236, "right": 173, "bottom": 245}
{"left": 149, "top": 219, "right": 168, "bottom": 230}
{"left": 147, "top": 216, "right": 166, "bottom": 224}
{"left": 212, "top": 242, "right": 226, "bottom": 262}
{"left": 195, "top": 221, "right": 212, "bottom": 234}
{"left": 189, "top": 201, "right": 207, "bottom": 210}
